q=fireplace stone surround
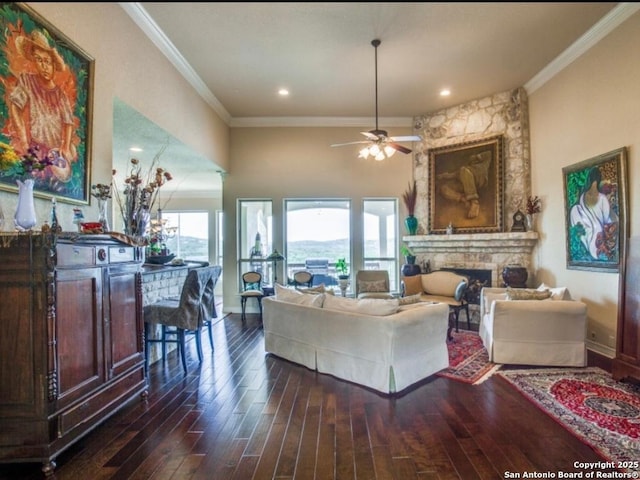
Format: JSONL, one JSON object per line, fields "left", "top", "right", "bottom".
{"left": 403, "top": 232, "right": 539, "bottom": 322}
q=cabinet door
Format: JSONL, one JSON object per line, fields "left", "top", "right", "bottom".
{"left": 613, "top": 237, "right": 640, "bottom": 381}
{"left": 105, "top": 268, "right": 143, "bottom": 379}
{"left": 55, "top": 267, "right": 104, "bottom": 408}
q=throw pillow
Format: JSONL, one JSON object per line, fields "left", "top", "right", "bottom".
{"left": 322, "top": 295, "right": 399, "bottom": 316}
{"left": 537, "top": 283, "right": 570, "bottom": 300}
{"left": 297, "top": 283, "right": 327, "bottom": 294}
{"left": 274, "top": 283, "right": 325, "bottom": 307}
{"left": 398, "top": 293, "right": 422, "bottom": 305}
{"left": 506, "top": 287, "right": 552, "bottom": 301}
{"left": 358, "top": 279, "right": 388, "bottom": 293}
{"left": 297, "top": 283, "right": 335, "bottom": 296}
{"left": 402, "top": 275, "right": 423, "bottom": 296}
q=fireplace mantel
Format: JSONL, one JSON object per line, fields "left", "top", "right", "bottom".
{"left": 403, "top": 232, "right": 539, "bottom": 254}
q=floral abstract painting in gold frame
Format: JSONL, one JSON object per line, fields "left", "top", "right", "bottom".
{"left": 0, "top": 2, "right": 94, "bottom": 204}
{"left": 562, "top": 147, "right": 628, "bottom": 273}
{"left": 428, "top": 135, "right": 504, "bottom": 234}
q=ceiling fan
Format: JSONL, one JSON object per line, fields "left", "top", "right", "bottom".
{"left": 331, "top": 39, "right": 421, "bottom": 160}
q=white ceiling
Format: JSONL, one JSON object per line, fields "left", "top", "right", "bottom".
{"left": 115, "top": 2, "right": 632, "bottom": 195}
{"left": 127, "top": 2, "right": 623, "bottom": 125}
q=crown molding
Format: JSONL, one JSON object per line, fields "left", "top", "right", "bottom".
{"left": 124, "top": 3, "right": 637, "bottom": 127}
{"left": 119, "top": 3, "right": 232, "bottom": 125}
{"left": 229, "top": 116, "right": 414, "bottom": 128}
{"left": 525, "top": 3, "right": 640, "bottom": 93}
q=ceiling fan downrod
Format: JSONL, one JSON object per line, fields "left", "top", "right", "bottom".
{"left": 372, "top": 38, "right": 381, "bottom": 133}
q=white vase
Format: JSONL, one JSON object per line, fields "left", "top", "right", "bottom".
{"left": 525, "top": 214, "right": 535, "bottom": 232}
{"left": 97, "top": 198, "right": 110, "bottom": 232}
{"left": 14, "top": 178, "right": 37, "bottom": 231}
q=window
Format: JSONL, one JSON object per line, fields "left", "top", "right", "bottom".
{"left": 238, "top": 200, "right": 273, "bottom": 288}
{"left": 162, "top": 211, "right": 209, "bottom": 261}
{"left": 363, "top": 199, "right": 398, "bottom": 292}
{"left": 285, "top": 199, "right": 350, "bottom": 291}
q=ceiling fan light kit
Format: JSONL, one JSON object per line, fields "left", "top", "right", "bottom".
{"left": 331, "top": 38, "right": 421, "bottom": 160}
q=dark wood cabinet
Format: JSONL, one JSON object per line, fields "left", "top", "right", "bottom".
{"left": 612, "top": 236, "right": 640, "bottom": 382}
{"left": 0, "top": 233, "right": 146, "bottom": 476}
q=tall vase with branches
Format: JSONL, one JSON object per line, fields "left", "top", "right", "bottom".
{"left": 402, "top": 180, "right": 418, "bottom": 235}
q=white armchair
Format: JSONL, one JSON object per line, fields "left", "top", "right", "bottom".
{"left": 479, "top": 286, "right": 588, "bottom": 367}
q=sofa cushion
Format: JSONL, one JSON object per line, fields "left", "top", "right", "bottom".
{"left": 358, "top": 279, "right": 388, "bottom": 293}
{"left": 421, "top": 271, "right": 464, "bottom": 297}
{"left": 537, "top": 283, "right": 571, "bottom": 300}
{"left": 403, "top": 275, "right": 423, "bottom": 296}
{"left": 399, "top": 293, "right": 422, "bottom": 305}
{"left": 275, "top": 283, "right": 325, "bottom": 307}
{"left": 506, "top": 287, "right": 552, "bottom": 301}
{"left": 322, "top": 294, "right": 399, "bottom": 316}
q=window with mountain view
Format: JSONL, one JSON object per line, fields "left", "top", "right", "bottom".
{"left": 162, "top": 211, "right": 209, "bottom": 261}
{"left": 285, "top": 199, "right": 351, "bottom": 292}
{"left": 363, "top": 199, "right": 399, "bottom": 292}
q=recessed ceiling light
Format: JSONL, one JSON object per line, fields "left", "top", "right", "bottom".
{"left": 440, "top": 89, "right": 451, "bottom": 97}
{"left": 278, "top": 88, "right": 289, "bottom": 96}
{"left": 129, "top": 147, "right": 143, "bottom": 152}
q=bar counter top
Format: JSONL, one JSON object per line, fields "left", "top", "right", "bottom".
{"left": 141, "top": 260, "right": 210, "bottom": 275}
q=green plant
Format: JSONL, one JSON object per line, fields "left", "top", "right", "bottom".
{"left": 402, "top": 180, "right": 417, "bottom": 216}
{"left": 335, "top": 258, "right": 349, "bottom": 278}
{"left": 400, "top": 244, "right": 414, "bottom": 257}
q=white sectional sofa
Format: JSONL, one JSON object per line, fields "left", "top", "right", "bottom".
{"left": 262, "top": 288, "right": 450, "bottom": 395}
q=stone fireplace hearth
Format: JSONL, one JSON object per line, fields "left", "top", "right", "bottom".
{"left": 403, "top": 231, "right": 539, "bottom": 322}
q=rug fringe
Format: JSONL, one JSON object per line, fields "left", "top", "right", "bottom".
{"left": 473, "top": 364, "right": 501, "bottom": 384}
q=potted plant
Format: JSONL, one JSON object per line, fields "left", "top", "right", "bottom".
{"left": 335, "top": 257, "right": 350, "bottom": 295}
{"left": 335, "top": 257, "right": 349, "bottom": 279}
{"left": 400, "top": 244, "right": 421, "bottom": 277}
{"left": 400, "top": 244, "right": 416, "bottom": 265}
{"left": 402, "top": 180, "right": 418, "bottom": 235}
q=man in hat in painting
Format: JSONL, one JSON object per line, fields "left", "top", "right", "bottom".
{"left": 8, "top": 29, "right": 77, "bottom": 183}
{"left": 436, "top": 150, "right": 492, "bottom": 219}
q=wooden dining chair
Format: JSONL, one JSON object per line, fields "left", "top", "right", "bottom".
{"left": 240, "top": 271, "right": 265, "bottom": 324}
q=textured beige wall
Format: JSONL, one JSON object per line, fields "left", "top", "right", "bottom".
{"left": 0, "top": 3, "right": 228, "bottom": 230}
{"left": 529, "top": 12, "right": 640, "bottom": 354}
{"left": 223, "top": 126, "right": 414, "bottom": 311}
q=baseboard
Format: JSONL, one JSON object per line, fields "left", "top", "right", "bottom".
{"left": 587, "top": 340, "right": 615, "bottom": 358}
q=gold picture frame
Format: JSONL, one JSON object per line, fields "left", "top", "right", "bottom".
{"left": 428, "top": 135, "right": 504, "bottom": 234}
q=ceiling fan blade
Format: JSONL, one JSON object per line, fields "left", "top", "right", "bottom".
{"left": 387, "top": 142, "right": 412, "bottom": 154}
{"left": 331, "top": 141, "right": 370, "bottom": 147}
{"left": 389, "top": 135, "right": 422, "bottom": 142}
{"left": 361, "top": 131, "right": 380, "bottom": 141}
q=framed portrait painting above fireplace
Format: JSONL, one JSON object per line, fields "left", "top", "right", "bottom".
{"left": 428, "top": 135, "right": 504, "bottom": 234}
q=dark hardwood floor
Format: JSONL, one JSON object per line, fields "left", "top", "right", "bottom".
{"left": 1, "top": 313, "right": 612, "bottom": 480}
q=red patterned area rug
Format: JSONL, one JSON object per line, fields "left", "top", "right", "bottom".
{"left": 498, "top": 367, "right": 640, "bottom": 472}
{"left": 436, "top": 330, "right": 500, "bottom": 385}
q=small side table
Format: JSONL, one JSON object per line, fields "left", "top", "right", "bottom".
{"left": 262, "top": 286, "right": 275, "bottom": 297}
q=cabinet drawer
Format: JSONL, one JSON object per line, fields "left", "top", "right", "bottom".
{"left": 57, "top": 244, "right": 95, "bottom": 267}
{"left": 57, "top": 367, "right": 145, "bottom": 438}
{"left": 109, "top": 246, "right": 135, "bottom": 263}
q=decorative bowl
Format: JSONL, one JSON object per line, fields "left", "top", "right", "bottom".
{"left": 81, "top": 222, "right": 103, "bottom": 234}
{"left": 145, "top": 254, "right": 176, "bottom": 265}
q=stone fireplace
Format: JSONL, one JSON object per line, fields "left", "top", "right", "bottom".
{"left": 403, "top": 231, "right": 539, "bottom": 322}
